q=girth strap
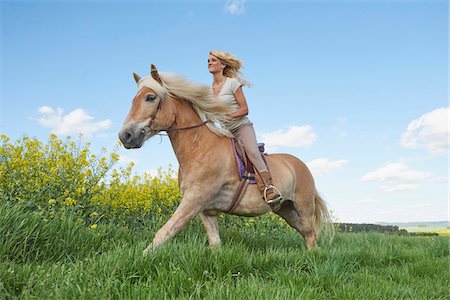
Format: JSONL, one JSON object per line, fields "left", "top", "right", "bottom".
{"left": 225, "top": 154, "right": 255, "bottom": 213}
{"left": 225, "top": 177, "right": 249, "bottom": 213}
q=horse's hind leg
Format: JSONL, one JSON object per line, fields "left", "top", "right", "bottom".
{"left": 276, "top": 201, "right": 317, "bottom": 249}
{"left": 199, "top": 212, "right": 221, "bottom": 248}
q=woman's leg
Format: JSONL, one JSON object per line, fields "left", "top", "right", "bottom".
{"left": 233, "top": 124, "right": 283, "bottom": 205}
{"left": 232, "top": 124, "right": 268, "bottom": 173}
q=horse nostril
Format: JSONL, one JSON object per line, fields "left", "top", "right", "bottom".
{"left": 119, "top": 131, "right": 133, "bottom": 145}
{"left": 124, "top": 132, "right": 132, "bottom": 143}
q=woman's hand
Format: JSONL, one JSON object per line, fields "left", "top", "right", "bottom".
{"left": 229, "top": 87, "right": 249, "bottom": 119}
{"left": 222, "top": 113, "right": 234, "bottom": 121}
{"left": 219, "top": 87, "right": 249, "bottom": 122}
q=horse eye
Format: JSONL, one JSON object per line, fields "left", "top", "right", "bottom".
{"left": 146, "top": 95, "right": 156, "bottom": 102}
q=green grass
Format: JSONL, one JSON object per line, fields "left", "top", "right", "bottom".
{"left": 1, "top": 202, "right": 449, "bottom": 299}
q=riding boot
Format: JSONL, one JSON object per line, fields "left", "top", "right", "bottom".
{"left": 257, "top": 171, "right": 283, "bottom": 205}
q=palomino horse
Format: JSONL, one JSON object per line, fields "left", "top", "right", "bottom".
{"left": 119, "top": 65, "right": 331, "bottom": 256}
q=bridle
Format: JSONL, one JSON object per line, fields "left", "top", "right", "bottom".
{"left": 143, "top": 96, "right": 209, "bottom": 135}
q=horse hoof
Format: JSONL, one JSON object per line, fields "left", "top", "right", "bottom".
{"left": 209, "top": 243, "right": 221, "bottom": 251}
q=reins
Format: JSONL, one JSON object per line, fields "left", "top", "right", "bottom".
{"left": 144, "top": 97, "right": 210, "bottom": 134}
{"left": 166, "top": 120, "right": 209, "bottom": 132}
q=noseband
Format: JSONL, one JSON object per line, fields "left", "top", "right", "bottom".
{"left": 144, "top": 97, "right": 209, "bottom": 134}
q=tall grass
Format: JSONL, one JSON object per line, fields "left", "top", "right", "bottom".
{"left": 1, "top": 135, "right": 448, "bottom": 298}
{"left": 1, "top": 202, "right": 448, "bottom": 299}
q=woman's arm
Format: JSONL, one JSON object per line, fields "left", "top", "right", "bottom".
{"left": 225, "top": 87, "right": 249, "bottom": 119}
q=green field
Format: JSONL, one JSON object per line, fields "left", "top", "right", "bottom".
{"left": 1, "top": 202, "right": 449, "bottom": 300}
{"left": 401, "top": 226, "right": 450, "bottom": 236}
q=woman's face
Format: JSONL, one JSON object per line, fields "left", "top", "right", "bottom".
{"left": 208, "top": 55, "right": 225, "bottom": 74}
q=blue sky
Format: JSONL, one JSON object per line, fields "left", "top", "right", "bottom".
{"left": 1, "top": 0, "right": 448, "bottom": 223}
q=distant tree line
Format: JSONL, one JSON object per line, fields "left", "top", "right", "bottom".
{"left": 407, "top": 232, "right": 439, "bottom": 236}
{"left": 335, "top": 223, "right": 438, "bottom": 236}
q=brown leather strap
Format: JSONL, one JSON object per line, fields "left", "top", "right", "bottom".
{"left": 253, "top": 154, "right": 281, "bottom": 212}
{"left": 146, "top": 98, "right": 163, "bottom": 130}
{"left": 166, "top": 121, "right": 209, "bottom": 132}
{"left": 145, "top": 97, "right": 209, "bottom": 133}
{"left": 226, "top": 154, "right": 254, "bottom": 213}
{"left": 225, "top": 177, "right": 249, "bottom": 213}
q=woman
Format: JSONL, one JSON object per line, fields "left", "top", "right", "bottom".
{"left": 208, "top": 50, "right": 282, "bottom": 205}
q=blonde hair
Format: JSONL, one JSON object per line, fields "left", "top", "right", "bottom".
{"left": 209, "top": 50, "right": 252, "bottom": 87}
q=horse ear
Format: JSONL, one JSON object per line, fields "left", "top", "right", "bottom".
{"left": 150, "top": 64, "right": 163, "bottom": 85}
{"left": 133, "top": 73, "right": 141, "bottom": 84}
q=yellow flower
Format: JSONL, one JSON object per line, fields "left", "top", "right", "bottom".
{"left": 90, "top": 212, "right": 99, "bottom": 218}
{"left": 64, "top": 197, "right": 77, "bottom": 206}
{"left": 90, "top": 224, "right": 97, "bottom": 230}
{"left": 48, "top": 199, "right": 56, "bottom": 205}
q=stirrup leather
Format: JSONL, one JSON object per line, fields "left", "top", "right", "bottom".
{"left": 263, "top": 185, "right": 284, "bottom": 204}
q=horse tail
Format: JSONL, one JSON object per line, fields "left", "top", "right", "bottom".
{"left": 313, "top": 190, "right": 334, "bottom": 236}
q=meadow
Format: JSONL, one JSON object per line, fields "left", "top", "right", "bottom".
{"left": 1, "top": 201, "right": 449, "bottom": 299}
{"left": 1, "top": 135, "right": 449, "bottom": 299}
{"left": 402, "top": 226, "right": 450, "bottom": 237}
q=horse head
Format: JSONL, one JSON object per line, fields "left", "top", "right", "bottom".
{"left": 119, "top": 65, "right": 175, "bottom": 149}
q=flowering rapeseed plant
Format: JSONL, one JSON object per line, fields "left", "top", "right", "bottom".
{"left": 0, "top": 134, "right": 181, "bottom": 227}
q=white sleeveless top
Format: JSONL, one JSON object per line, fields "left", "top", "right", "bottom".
{"left": 214, "top": 77, "right": 252, "bottom": 132}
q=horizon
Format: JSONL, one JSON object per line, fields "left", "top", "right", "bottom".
{"left": 1, "top": 0, "right": 448, "bottom": 223}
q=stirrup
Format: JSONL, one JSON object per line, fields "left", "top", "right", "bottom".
{"left": 263, "top": 185, "right": 283, "bottom": 204}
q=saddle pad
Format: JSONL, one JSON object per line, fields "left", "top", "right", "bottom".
{"left": 231, "top": 138, "right": 259, "bottom": 184}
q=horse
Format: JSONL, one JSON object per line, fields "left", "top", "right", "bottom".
{"left": 119, "top": 65, "right": 331, "bottom": 256}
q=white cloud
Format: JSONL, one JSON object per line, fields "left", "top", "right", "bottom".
{"left": 361, "top": 160, "right": 447, "bottom": 192}
{"left": 36, "top": 106, "right": 111, "bottom": 137}
{"left": 358, "top": 198, "right": 378, "bottom": 204}
{"left": 143, "top": 169, "right": 159, "bottom": 177}
{"left": 260, "top": 125, "right": 317, "bottom": 151}
{"left": 307, "top": 158, "right": 348, "bottom": 177}
{"left": 330, "top": 117, "right": 348, "bottom": 138}
{"left": 224, "top": 0, "right": 245, "bottom": 15}
{"left": 400, "top": 107, "right": 449, "bottom": 155}
{"left": 118, "top": 154, "right": 137, "bottom": 166}
{"left": 143, "top": 168, "right": 177, "bottom": 179}
{"left": 38, "top": 106, "right": 56, "bottom": 114}
{"left": 382, "top": 183, "right": 421, "bottom": 192}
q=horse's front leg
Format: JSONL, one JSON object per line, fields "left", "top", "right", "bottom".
{"left": 143, "top": 193, "right": 202, "bottom": 256}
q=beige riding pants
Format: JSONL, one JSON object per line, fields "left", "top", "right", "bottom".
{"left": 231, "top": 123, "right": 268, "bottom": 173}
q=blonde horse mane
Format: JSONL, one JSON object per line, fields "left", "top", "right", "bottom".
{"left": 138, "top": 73, "right": 232, "bottom": 137}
